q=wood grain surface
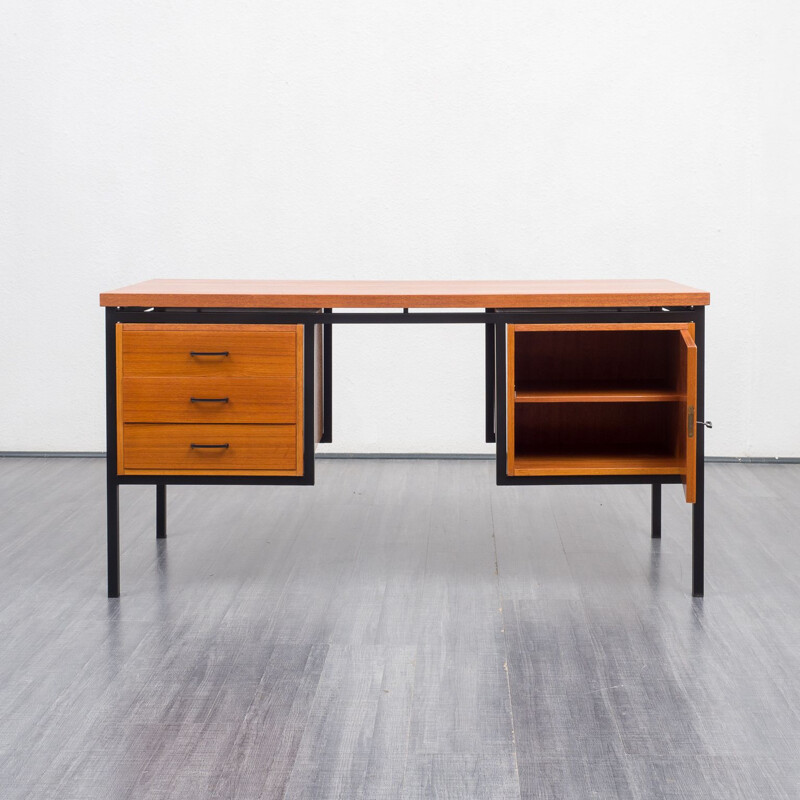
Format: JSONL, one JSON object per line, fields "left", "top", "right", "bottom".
{"left": 100, "top": 278, "right": 710, "bottom": 308}
{"left": 122, "top": 423, "right": 297, "bottom": 474}
{"left": 120, "top": 324, "right": 298, "bottom": 378}
{"left": 511, "top": 453, "right": 685, "bottom": 476}
{"left": 121, "top": 377, "right": 297, "bottom": 423}
{"left": 514, "top": 387, "right": 683, "bottom": 403}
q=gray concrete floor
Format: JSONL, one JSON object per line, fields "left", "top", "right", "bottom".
{"left": 0, "top": 457, "right": 798, "bottom": 799}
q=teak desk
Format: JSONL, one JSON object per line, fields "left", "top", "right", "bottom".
{"left": 100, "top": 279, "right": 711, "bottom": 598}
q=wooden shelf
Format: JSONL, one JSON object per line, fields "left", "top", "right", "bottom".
{"left": 510, "top": 453, "right": 684, "bottom": 477}
{"left": 515, "top": 384, "right": 683, "bottom": 403}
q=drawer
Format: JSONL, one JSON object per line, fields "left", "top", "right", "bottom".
{"left": 121, "top": 377, "right": 297, "bottom": 423}
{"left": 120, "top": 324, "right": 299, "bottom": 377}
{"left": 123, "top": 423, "right": 297, "bottom": 473}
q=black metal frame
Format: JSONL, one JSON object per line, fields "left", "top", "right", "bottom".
{"left": 105, "top": 304, "right": 706, "bottom": 598}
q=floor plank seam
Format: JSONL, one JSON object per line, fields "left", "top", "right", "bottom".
{"left": 489, "top": 495, "right": 523, "bottom": 800}
{"left": 397, "top": 473, "right": 434, "bottom": 798}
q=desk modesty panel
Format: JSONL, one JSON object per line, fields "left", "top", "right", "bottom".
{"left": 100, "top": 279, "right": 710, "bottom": 598}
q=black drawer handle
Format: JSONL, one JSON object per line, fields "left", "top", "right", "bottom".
{"left": 190, "top": 443, "right": 229, "bottom": 449}
{"left": 190, "top": 397, "right": 229, "bottom": 403}
{"left": 190, "top": 351, "right": 229, "bottom": 357}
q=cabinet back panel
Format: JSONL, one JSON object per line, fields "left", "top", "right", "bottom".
{"left": 514, "top": 330, "right": 679, "bottom": 390}
{"left": 514, "top": 402, "right": 676, "bottom": 458}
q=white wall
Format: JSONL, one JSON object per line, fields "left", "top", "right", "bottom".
{"left": 2, "top": 1, "right": 798, "bottom": 456}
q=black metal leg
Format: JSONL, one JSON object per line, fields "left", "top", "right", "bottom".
{"left": 321, "top": 309, "right": 332, "bottom": 443}
{"left": 692, "top": 418, "right": 705, "bottom": 596}
{"left": 692, "top": 306, "right": 705, "bottom": 597}
{"left": 107, "top": 482, "right": 120, "bottom": 598}
{"left": 105, "top": 308, "right": 121, "bottom": 598}
{"left": 485, "top": 313, "right": 496, "bottom": 444}
{"left": 651, "top": 484, "right": 661, "bottom": 539}
{"left": 156, "top": 484, "right": 167, "bottom": 539}
{"left": 692, "top": 486, "right": 704, "bottom": 597}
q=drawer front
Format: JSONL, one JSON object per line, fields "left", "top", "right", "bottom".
{"left": 121, "top": 324, "right": 298, "bottom": 378}
{"left": 121, "top": 377, "right": 297, "bottom": 423}
{"left": 123, "top": 424, "right": 297, "bottom": 472}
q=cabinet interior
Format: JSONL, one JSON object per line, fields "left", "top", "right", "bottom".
{"left": 509, "top": 328, "right": 691, "bottom": 476}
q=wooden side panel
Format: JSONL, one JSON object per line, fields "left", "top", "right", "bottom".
{"left": 507, "top": 325, "right": 515, "bottom": 476}
{"left": 115, "top": 323, "right": 123, "bottom": 475}
{"left": 123, "top": 424, "right": 297, "bottom": 473}
{"left": 679, "top": 329, "right": 698, "bottom": 503}
{"left": 296, "top": 325, "right": 304, "bottom": 474}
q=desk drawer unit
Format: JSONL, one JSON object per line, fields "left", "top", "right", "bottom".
{"left": 115, "top": 323, "right": 305, "bottom": 475}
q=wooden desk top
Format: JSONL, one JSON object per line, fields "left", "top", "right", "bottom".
{"left": 100, "top": 279, "right": 709, "bottom": 309}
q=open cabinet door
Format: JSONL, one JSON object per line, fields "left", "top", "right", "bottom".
{"left": 678, "top": 329, "right": 698, "bottom": 502}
